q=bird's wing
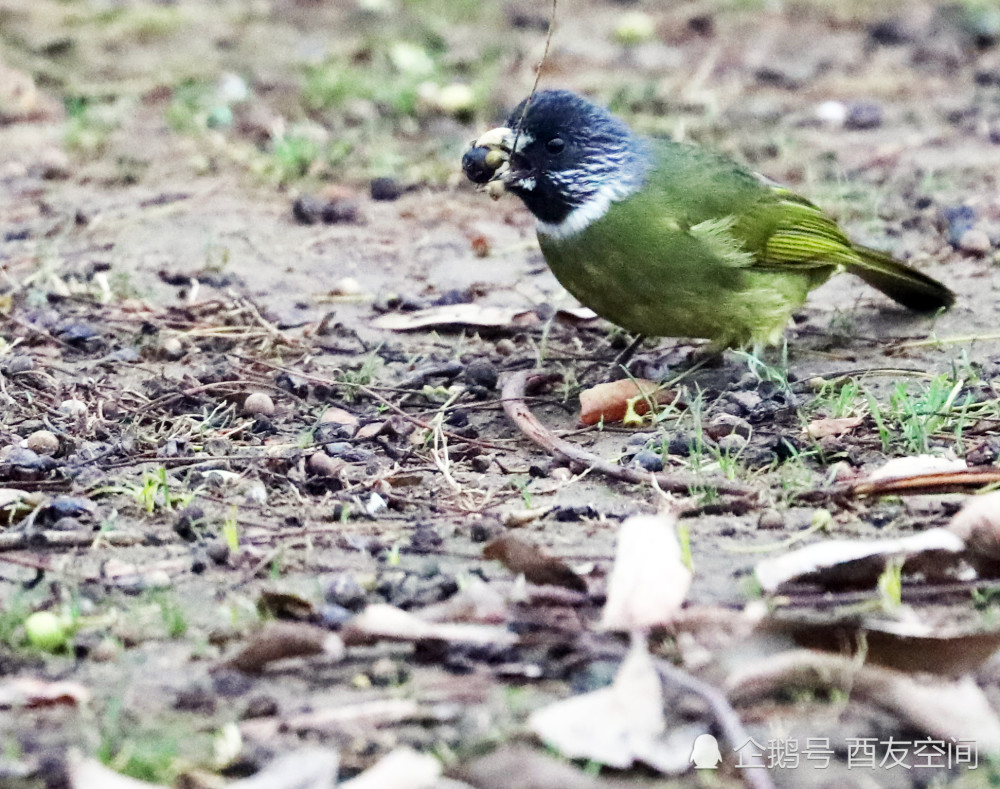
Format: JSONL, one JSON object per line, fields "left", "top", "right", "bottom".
{"left": 748, "top": 188, "right": 861, "bottom": 269}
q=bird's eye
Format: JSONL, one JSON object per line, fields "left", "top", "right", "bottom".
{"left": 545, "top": 137, "right": 566, "bottom": 154}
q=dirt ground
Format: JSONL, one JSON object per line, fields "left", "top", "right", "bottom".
{"left": 4, "top": 1, "right": 1000, "bottom": 788}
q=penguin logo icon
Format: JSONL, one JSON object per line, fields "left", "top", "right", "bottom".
{"left": 690, "top": 733, "right": 722, "bottom": 769}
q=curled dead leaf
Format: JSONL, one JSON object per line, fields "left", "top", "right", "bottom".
{"left": 483, "top": 535, "right": 587, "bottom": 592}
{"left": 224, "top": 621, "right": 344, "bottom": 674}
{"left": 601, "top": 513, "right": 691, "bottom": 631}
{"left": 578, "top": 379, "right": 683, "bottom": 426}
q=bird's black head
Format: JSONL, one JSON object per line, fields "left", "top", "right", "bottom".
{"left": 500, "top": 90, "right": 649, "bottom": 227}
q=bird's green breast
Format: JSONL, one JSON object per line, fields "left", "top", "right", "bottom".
{"left": 537, "top": 142, "right": 834, "bottom": 348}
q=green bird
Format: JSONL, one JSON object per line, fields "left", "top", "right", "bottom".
{"left": 462, "top": 90, "right": 954, "bottom": 351}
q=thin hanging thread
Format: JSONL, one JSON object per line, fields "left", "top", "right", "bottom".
{"left": 512, "top": 0, "right": 558, "bottom": 152}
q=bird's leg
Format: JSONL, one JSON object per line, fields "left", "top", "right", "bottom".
{"left": 613, "top": 334, "right": 646, "bottom": 369}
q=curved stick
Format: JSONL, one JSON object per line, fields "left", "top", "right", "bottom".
{"left": 501, "top": 370, "right": 755, "bottom": 499}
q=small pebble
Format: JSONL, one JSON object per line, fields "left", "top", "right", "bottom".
{"left": 370, "top": 177, "right": 403, "bottom": 201}
{"left": 308, "top": 451, "right": 344, "bottom": 477}
{"left": 632, "top": 448, "right": 664, "bottom": 472}
{"left": 494, "top": 338, "right": 516, "bottom": 356}
{"left": 464, "top": 359, "right": 499, "bottom": 389}
{"left": 59, "top": 399, "right": 87, "bottom": 417}
{"left": 4, "top": 356, "right": 36, "bottom": 374}
{"left": 758, "top": 509, "right": 784, "bottom": 530}
{"left": 706, "top": 413, "right": 752, "bottom": 440}
{"left": 958, "top": 228, "right": 991, "bottom": 256}
{"left": 160, "top": 336, "right": 185, "bottom": 360}
{"left": 325, "top": 574, "right": 367, "bottom": 610}
{"left": 365, "top": 492, "right": 388, "bottom": 516}
{"left": 845, "top": 102, "right": 883, "bottom": 130}
{"left": 815, "top": 100, "right": 848, "bottom": 127}
{"left": 717, "top": 433, "right": 748, "bottom": 455}
{"left": 25, "top": 430, "right": 58, "bottom": 456}
{"left": 243, "top": 392, "right": 275, "bottom": 416}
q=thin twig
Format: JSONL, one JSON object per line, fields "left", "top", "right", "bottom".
{"left": 500, "top": 369, "right": 755, "bottom": 500}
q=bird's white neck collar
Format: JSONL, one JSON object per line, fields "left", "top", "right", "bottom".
{"left": 535, "top": 179, "right": 640, "bottom": 240}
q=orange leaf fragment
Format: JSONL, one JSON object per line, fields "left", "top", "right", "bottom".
{"left": 578, "top": 379, "right": 681, "bottom": 426}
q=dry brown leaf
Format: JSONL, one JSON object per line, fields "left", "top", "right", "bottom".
{"left": 726, "top": 649, "right": 1000, "bottom": 752}
{"left": 224, "top": 621, "right": 344, "bottom": 674}
{"left": 341, "top": 603, "right": 517, "bottom": 647}
{"left": 805, "top": 415, "right": 863, "bottom": 439}
{"left": 0, "top": 677, "right": 91, "bottom": 709}
{"left": 578, "top": 379, "right": 681, "bottom": 426}
{"left": 529, "top": 640, "right": 686, "bottom": 773}
{"left": 371, "top": 305, "right": 532, "bottom": 331}
{"left": 754, "top": 528, "right": 966, "bottom": 593}
{"left": 773, "top": 613, "right": 1000, "bottom": 676}
{"left": 483, "top": 535, "right": 587, "bottom": 592}
{"left": 601, "top": 513, "right": 691, "bottom": 631}
{"left": 338, "top": 747, "right": 440, "bottom": 789}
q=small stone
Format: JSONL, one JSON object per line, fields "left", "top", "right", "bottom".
{"left": 815, "top": 100, "right": 847, "bottom": 127}
{"left": 726, "top": 390, "right": 763, "bottom": 415}
{"left": 717, "top": 433, "right": 748, "bottom": 455}
{"left": 243, "top": 392, "right": 275, "bottom": 416}
{"left": 942, "top": 205, "right": 977, "bottom": 246}
{"left": 845, "top": 102, "right": 883, "bottom": 130}
{"left": 308, "top": 451, "right": 344, "bottom": 477}
{"left": 758, "top": 509, "right": 784, "bottom": 530}
{"left": 206, "top": 540, "right": 230, "bottom": 565}
{"left": 319, "top": 604, "right": 353, "bottom": 629}
{"left": 36, "top": 147, "right": 71, "bottom": 180}
{"left": 464, "top": 359, "right": 499, "bottom": 389}
{"left": 368, "top": 657, "right": 403, "bottom": 686}
{"left": 494, "top": 338, "right": 516, "bottom": 356}
{"left": 160, "top": 336, "right": 184, "bottom": 360}
{"left": 25, "top": 430, "right": 58, "bottom": 456}
{"left": 666, "top": 433, "right": 697, "bottom": 456}
{"left": 324, "top": 574, "right": 367, "bottom": 610}
{"left": 958, "top": 228, "right": 991, "bottom": 256}
{"left": 632, "top": 448, "right": 664, "bottom": 472}
{"left": 3, "top": 356, "right": 35, "bottom": 375}
{"left": 706, "top": 413, "right": 752, "bottom": 441}
{"left": 471, "top": 455, "right": 493, "bottom": 473}
{"left": 365, "top": 492, "right": 388, "bottom": 516}
{"left": 59, "top": 399, "right": 87, "bottom": 417}
{"left": 292, "top": 194, "right": 323, "bottom": 224}
{"left": 550, "top": 467, "right": 572, "bottom": 482}
{"left": 370, "top": 177, "right": 403, "bottom": 201}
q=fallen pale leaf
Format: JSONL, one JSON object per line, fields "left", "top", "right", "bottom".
{"left": 529, "top": 639, "right": 684, "bottom": 772}
{"left": 726, "top": 649, "right": 1000, "bottom": 752}
{"left": 868, "top": 454, "right": 966, "bottom": 481}
{"left": 228, "top": 747, "right": 339, "bottom": 789}
{"left": 338, "top": 747, "right": 440, "bottom": 789}
{"left": 948, "top": 490, "right": 1000, "bottom": 567}
{"left": 578, "top": 379, "right": 682, "bottom": 426}
{"left": 805, "top": 415, "right": 863, "bottom": 439}
{"left": 371, "top": 305, "right": 533, "bottom": 331}
{"left": 601, "top": 513, "right": 691, "bottom": 631}
{"left": 341, "top": 603, "right": 517, "bottom": 647}
{"left": 419, "top": 576, "right": 509, "bottom": 624}
{"left": 0, "top": 677, "right": 91, "bottom": 709}
{"left": 754, "top": 528, "right": 966, "bottom": 593}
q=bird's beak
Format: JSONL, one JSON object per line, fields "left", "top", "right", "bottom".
{"left": 474, "top": 126, "right": 516, "bottom": 153}
{"left": 463, "top": 126, "right": 517, "bottom": 198}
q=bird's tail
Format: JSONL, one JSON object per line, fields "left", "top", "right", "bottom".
{"left": 847, "top": 245, "right": 955, "bottom": 313}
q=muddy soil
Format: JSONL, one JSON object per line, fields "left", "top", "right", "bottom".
{"left": 3, "top": 1, "right": 1000, "bottom": 788}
